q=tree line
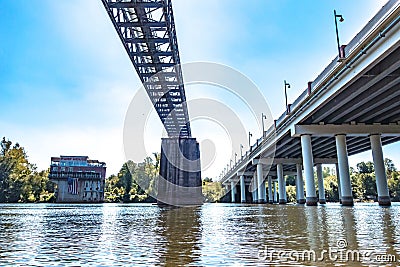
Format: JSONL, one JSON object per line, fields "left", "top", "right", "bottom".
{"left": 284, "top": 159, "right": 400, "bottom": 203}
{"left": 1, "top": 137, "right": 398, "bottom": 203}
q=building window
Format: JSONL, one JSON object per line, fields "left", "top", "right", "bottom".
{"left": 52, "top": 167, "right": 58, "bottom": 171}
{"left": 61, "top": 167, "right": 65, "bottom": 172}
{"left": 68, "top": 167, "right": 73, "bottom": 172}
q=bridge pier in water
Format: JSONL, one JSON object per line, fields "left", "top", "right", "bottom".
{"left": 335, "top": 135, "right": 354, "bottom": 206}
{"left": 240, "top": 175, "right": 246, "bottom": 203}
{"left": 230, "top": 180, "right": 236, "bottom": 203}
{"left": 296, "top": 164, "right": 306, "bottom": 204}
{"left": 157, "top": 137, "right": 203, "bottom": 207}
{"left": 301, "top": 135, "right": 318, "bottom": 206}
{"left": 370, "top": 134, "right": 391, "bottom": 206}
{"left": 316, "top": 164, "right": 326, "bottom": 204}
{"left": 277, "top": 163, "right": 287, "bottom": 204}
{"left": 256, "top": 163, "right": 266, "bottom": 203}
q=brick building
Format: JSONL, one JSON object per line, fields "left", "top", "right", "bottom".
{"left": 49, "top": 156, "right": 106, "bottom": 203}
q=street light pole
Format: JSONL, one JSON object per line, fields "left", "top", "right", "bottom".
{"left": 235, "top": 153, "right": 237, "bottom": 163}
{"left": 334, "top": 10, "right": 344, "bottom": 59}
{"left": 240, "top": 144, "right": 243, "bottom": 157}
{"left": 284, "top": 80, "right": 291, "bottom": 114}
{"left": 248, "top": 132, "right": 253, "bottom": 149}
{"left": 262, "top": 113, "right": 267, "bottom": 138}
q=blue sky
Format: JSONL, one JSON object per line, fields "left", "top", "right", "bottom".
{"left": 1, "top": 0, "right": 399, "bottom": 177}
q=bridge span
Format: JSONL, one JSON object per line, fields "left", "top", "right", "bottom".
{"left": 220, "top": 0, "right": 400, "bottom": 207}
{"left": 102, "top": 0, "right": 202, "bottom": 206}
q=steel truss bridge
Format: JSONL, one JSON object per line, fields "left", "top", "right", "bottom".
{"left": 102, "top": 0, "right": 202, "bottom": 206}
{"left": 102, "top": 0, "right": 191, "bottom": 137}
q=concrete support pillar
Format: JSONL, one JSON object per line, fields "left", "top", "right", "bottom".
{"left": 335, "top": 163, "right": 342, "bottom": 203}
{"left": 335, "top": 134, "right": 354, "bottom": 206}
{"left": 268, "top": 176, "right": 273, "bottom": 204}
{"left": 316, "top": 164, "right": 326, "bottom": 204}
{"left": 370, "top": 134, "right": 391, "bottom": 206}
{"left": 301, "top": 134, "right": 317, "bottom": 206}
{"left": 261, "top": 180, "right": 266, "bottom": 203}
{"left": 296, "top": 164, "right": 306, "bottom": 204}
{"left": 273, "top": 181, "right": 277, "bottom": 203}
{"left": 253, "top": 173, "right": 258, "bottom": 203}
{"left": 240, "top": 175, "right": 246, "bottom": 203}
{"left": 230, "top": 180, "right": 236, "bottom": 203}
{"left": 158, "top": 137, "right": 202, "bottom": 206}
{"left": 257, "top": 163, "right": 266, "bottom": 203}
{"left": 253, "top": 190, "right": 258, "bottom": 203}
{"left": 277, "top": 163, "right": 287, "bottom": 204}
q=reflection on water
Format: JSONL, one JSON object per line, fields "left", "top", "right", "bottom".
{"left": 0, "top": 203, "right": 399, "bottom": 266}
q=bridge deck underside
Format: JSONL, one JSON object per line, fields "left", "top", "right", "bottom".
{"left": 304, "top": 45, "right": 400, "bottom": 125}
{"left": 244, "top": 44, "right": 400, "bottom": 174}
{"left": 102, "top": 0, "right": 191, "bottom": 137}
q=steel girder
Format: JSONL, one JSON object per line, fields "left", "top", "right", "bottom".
{"left": 102, "top": 0, "right": 191, "bottom": 137}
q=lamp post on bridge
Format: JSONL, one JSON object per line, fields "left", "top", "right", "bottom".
{"left": 334, "top": 10, "right": 345, "bottom": 59}
{"left": 284, "top": 80, "right": 291, "bottom": 115}
{"left": 248, "top": 132, "right": 253, "bottom": 149}
{"left": 262, "top": 113, "right": 267, "bottom": 138}
{"left": 230, "top": 159, "right": 233, "bottom": 168}
{"left": 235, "top": 153, "right": 237, "bottom": 164}
{"left": 240, "top": 144, "right": 243, "bottom": 157}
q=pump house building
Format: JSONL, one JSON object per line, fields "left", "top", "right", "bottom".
{"left": 49, "top": 156, "right": 106, "bottom": 203}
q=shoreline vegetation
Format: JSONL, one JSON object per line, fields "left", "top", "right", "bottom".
{"left": 0, "top": 137, "right": 399, "bottom": 204}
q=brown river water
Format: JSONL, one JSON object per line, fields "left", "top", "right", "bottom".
{"left": 0, "top": 203, "right": 399, "bottom": 266}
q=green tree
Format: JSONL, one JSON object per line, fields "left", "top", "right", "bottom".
{"left": 118, "top": 161, "right": 136, "bottom": 202}
{"left": 0, "top": 137, "right": 55, "bottom": 203}
{"left": 286, "top": 185, "right": 296, "bottom": 203}
{"left": 20, "top": 169, "right": 53, "bottom": 202}
{"left": 0, "top": 137, "right": 30, "bottom": 202}
{"left": 203, "top": 181, "right": 225, "bottom": 202}
{"left": 357, "top": 161, "right": 374, "bottom": 174}
{"left": 386, "top": 159, "right": 400, "bottom": 201}
{"left": 324, "top": 175, "right": 339, "bottom": 202}
{"left": 203, "top": 177, "right": 213, "bottom": 183}
{"left": 104, "top": 153, "right": 160, "bottom": 203}
{"left": 385, "top": 158, "right": 396, "bottom": 174}
{"left": 285, "top": 175, "right": 296, "bottom": 186}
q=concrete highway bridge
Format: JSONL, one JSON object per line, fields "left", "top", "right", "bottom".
{"left": 220, "top": 0, "right": 400, "bottom": 206}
